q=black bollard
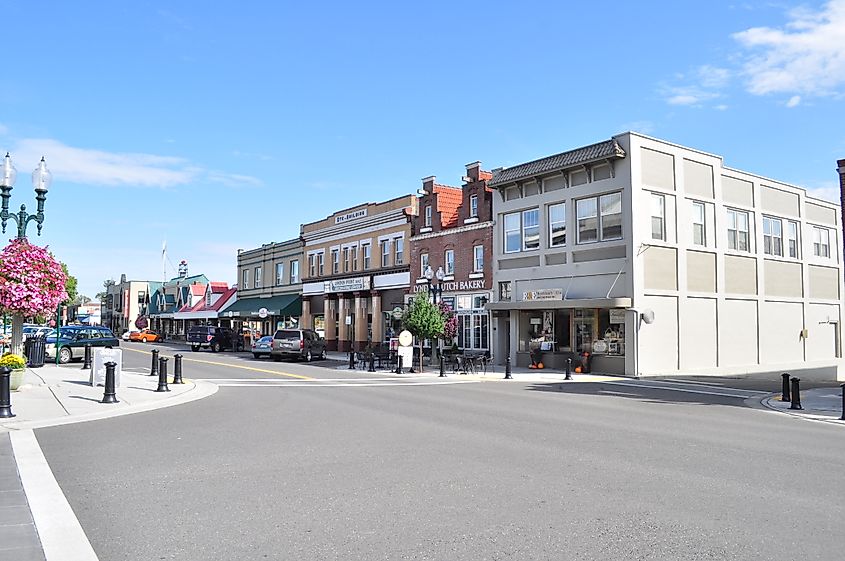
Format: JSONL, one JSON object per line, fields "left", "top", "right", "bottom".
{"left": 789, "top": 377, "right": 802, "bottom": 410}
{"left": 396, "top": 355, "right": 403, "bottom": 375}
{"left": 82, "top": 343, "right": 92, "bottom": 370}
{"left": 565, "top": 357, "right": 572, "bottom": 381}
{"left": 172, "top": 354, "right": 184, "bottom": 384}
{"left": 840, "top": 384, "right": 844, "bottom": 421}
{"left": 100, "top": 361, "right": 119, "bottom": 404}
{"left": 0, "top": 366, "right": 14, "bottom": 418}
{"left": 150, "top": 349, "right": 159, "bottom": 376}
{"left": 368, "top": 353, "right": 375, "bottom": 373}
{"left": 156, "top": 357, "right": 170, "bottom": 392}
{"left": 505, "top": 356, "right": 512, "bottom": 379}
{"left": 439, "top": 355, "right": 446, "bottom": 378}
{"left": 349, "top": 350, "right": 355, "bottom": 370}
{"left": 781, "top": 372, "right": 791, "bottom": 402}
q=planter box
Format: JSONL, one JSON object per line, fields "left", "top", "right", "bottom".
{"left": 10, "top": 368, "right": 25, "bottom": 391}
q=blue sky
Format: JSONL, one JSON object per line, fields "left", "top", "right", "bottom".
{"left": 1, "top": 1, "right": 843, "bottom": 299}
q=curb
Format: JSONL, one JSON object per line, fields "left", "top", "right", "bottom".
{"left": 759, "top": 394, "right": 845, "bottom": 426}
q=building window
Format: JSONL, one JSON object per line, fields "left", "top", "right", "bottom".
{"left": 395, "top": 238, "right": 404, "bottom": 265}
{"left": 420, "top": 252, "right": 429, "bottom": 273}
{"left": 308, "top": 254, "right": 316, "bottom": 277}
{"left": 254, "top": 267, "right": 262, "bottom": 288}
{"left": 242, "top": 269, "right": 250, "bottom": 289}
{"left": 499, "top": 281, "right": 512, "bottom": 301}
{"left": 813, "top": 226, "right": 831, "bottom": 257}
{"left": 290, "top": 260, "right": 299, "bottom": 283}
{"left": 787, "top": 221, "right": 799, "bottom": 258}
{"left": 470, "top": 194, "right": 478, "bottom": 218}
{"left": 692, "top": 202, "right": 706, "bottom": 246}
{"left": 548, "top": 203, "right": 566, "bottom": 247}
{"left": 651, "top": 193, "right": 665, "bottom": 241}
{"left": 331, "top": 249, "right": 339, "bottom": 274}
{"left": 351, "top": 246, "right": 358, "bottom": 271}
{"left": 473, "top": 245, "right": 483, "bottom": 272}
{"left": 445, "top": 249, "right": 455, "bottom": 275}
{"left": 425, "top": 205, "right": 432, "bottom": 227}
{"left": 577, "top": 192, "right": 622, "bottom": 244}
{"left": 318, "top": 252, "right": 324, "bottom": 276}
{"left": 362, "top": 244, "right": 371, "bottom": 270}
{"left": 504, "top": 212, "right": 521, "bottom": 253}
{"left": 727, "top": 209, "right": 750, "bottom": 252}
{"left": 381, "top": 239, "right": 390, "bottom": 267}
{"left": 276, "top": 263, "right": 284, "bottom": 285}
{"left": 763, "top": 216, "right": 783, "bottom": 256}
{"left": 522, "top": 208, "right": 540, "bottom": 250}
{"left": 342, "top": 248, "right": 350, "bottom": 272}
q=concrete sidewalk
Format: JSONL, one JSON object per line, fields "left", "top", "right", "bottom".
{"left": 762, "top": 387, "right": 845, "bottom": 424}
{"left": 0, "top": 362, "right": 219, "bottom": 431}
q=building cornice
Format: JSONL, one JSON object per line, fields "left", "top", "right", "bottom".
{"left": 410, "top": 221, "right": 492, "bottom": 241}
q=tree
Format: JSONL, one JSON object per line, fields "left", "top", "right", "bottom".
{"left": 401, "top": 291, "right": 444, "bottom": 372}
{"left": 95, "top": 278, "right": 116, "bottom": 301}
{"left": 60, "top": 263, "right": 78, "bottom": 304}
{"left": 73, "top": 294, "right": 92, "bottom": 305}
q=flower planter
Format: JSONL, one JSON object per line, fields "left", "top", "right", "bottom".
{"left": 10, "top": 368, "right": 25, "bottom": 391}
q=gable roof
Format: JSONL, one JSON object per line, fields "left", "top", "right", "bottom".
{"left": 490, "top": 139, "right": 626, "bottom": 187}
{"left": 434, "top": 184, "right": 462, "bottom": 228}
{"left": 189, "top": 283, "right": 206, "bottom": 297}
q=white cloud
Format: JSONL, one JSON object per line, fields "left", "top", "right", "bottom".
{"left": 733, "top": 0, "right": 845, "bottom": 96}
{"left": 660, "top": 66, "right": 729, "bottom": 106}
{"left": 786, "top": 95, "right": 802, "bottom": 107}
{"left": 6, "top": 138, "right": 262, "bottom": 189}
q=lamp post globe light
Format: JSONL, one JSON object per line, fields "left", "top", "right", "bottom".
{"left": 0, "top": 153, "right": 52, "bottom": 240}
{"left": 423, "top": 265, "right": 446, "bottom": 304}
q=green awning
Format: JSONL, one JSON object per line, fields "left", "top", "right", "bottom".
{"left": 221, "top": 294, "right": 301, "bottom": 318}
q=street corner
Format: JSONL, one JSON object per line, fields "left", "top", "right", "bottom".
{"left": 761, "top": 388, "right": 845, "bottom": 425}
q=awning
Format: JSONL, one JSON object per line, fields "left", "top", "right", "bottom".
{"left": 484, "top": 297, "right": 632, "bottom": 311}
{"left": 221, "top": 294, "right": 302, "bottom": 318}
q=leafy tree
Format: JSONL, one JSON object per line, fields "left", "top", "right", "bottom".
{"left": 95, "top": 278, "right": 116, "bottom": 301}
{"left": 73, "top": 294, "right": 92, "bottom": 305}
{"left": 401, "top": 291, "right": 444, "bottom": 372}
{"left": 60, "top": 263, "right": 78, "bottom": 304}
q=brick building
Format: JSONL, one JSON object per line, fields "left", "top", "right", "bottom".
{"left": 409, "top": 162, "right": 494, "bottom": 353}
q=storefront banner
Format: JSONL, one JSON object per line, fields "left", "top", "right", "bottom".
{"left": 413, "top": 279, "right": 486, "bottom": 293}
{"left": 324, "top": 277, "right": 371, "bottom": 293}
{"left": 522, "top": 288, "right": 563, "bottom": 301}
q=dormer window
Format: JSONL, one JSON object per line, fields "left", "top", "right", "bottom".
{"left": 470, "top": 194, "right": 478, "bottom": 217}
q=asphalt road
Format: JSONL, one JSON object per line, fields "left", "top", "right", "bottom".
{"left": 34, "top": 342, "right": 845, "bottom": 560}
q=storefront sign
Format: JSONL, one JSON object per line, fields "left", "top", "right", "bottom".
{"left": 258, "top": 307, "right": 269, "bottom": 319}
{"left": 609, "top": 309, "right": 626, "bottom": 324}
{"left": 324, "top": 277, "right": 371, "bottom": 293}
{"left": 412, "top": 279, "right": 486, "bottom": 293}
{"left": 335, "top": 208, "right": 367, "bottom": 224}
{"left": 522, "top": 288, "right": 563, "bottom": 301}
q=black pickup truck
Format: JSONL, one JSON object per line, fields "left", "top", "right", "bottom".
{"left": 187, "top": 325, "right": 239, "bottom": 352}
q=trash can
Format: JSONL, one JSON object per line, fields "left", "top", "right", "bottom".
{"left": 26, "top": 335, "right": 46, "bottom": 368}
{"left": 579, "top": 351, "right": 592, "bottom": 374}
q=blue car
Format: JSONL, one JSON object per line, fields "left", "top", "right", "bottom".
{"left": 251, "top": 335, "right": 273, "bottom": 359}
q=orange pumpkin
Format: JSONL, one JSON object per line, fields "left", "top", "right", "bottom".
{"left": 575, "top": 366, "right": 582, "bottom": 373}
{"left": 537, "top": 362, "right": 544, "bottom": 369}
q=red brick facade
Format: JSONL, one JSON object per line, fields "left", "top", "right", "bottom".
{"left": 839, "top": 158, "right": 845, "bottom": 261}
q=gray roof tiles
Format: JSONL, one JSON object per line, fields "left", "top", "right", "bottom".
{"left": 490, "top": 139, "right": 626, "bottom": 186}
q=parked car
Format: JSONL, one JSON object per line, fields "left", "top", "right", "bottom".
{"left": 45, "top": 326, "right": 120, "bottom": 364}
{"left": 187, "top": 325, "right": 238, "bottom": 352}
{"left": 129, "top": 329, "right": 161, "bottom": 343}
{"left": 271, "top": 329, "right": 326, "bottom": 362}
{"left": 251, "top": 335, "right": 273, "bottom": 359}
{"left": 23, "top": 325, "right": 53, "bottom": 339}
{"left": 122, "top": 330, "right": 139, "bottom": 341}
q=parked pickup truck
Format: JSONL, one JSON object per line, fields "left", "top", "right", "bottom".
{"left": 187, "top": 325, "right": 239, "bottom": 352}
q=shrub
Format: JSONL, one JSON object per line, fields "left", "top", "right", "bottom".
{"left": 0, "top": 353, "right": 26, "bottom": 369}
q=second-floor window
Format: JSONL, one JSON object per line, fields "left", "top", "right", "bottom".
{"left": 763, "top": 216, "right": 783, "bottom": 256}
{"left": 308, "top": 254, "right": 316, "bottom": 277}
{"left": 342, "top": 248, "right": 350, "bottom": 272}
{"left": 254, "top": 267, "right": 262, "bottom": 288}
{"left": 787, "top": 221, "right": 799, "bottom": 258}
{"left": 425, "top": 205, "right": 432, "bottom": 227}
{"left": 332, "top": 249, "right": 339, "bottom": 274}
{"left": 420, "top": 252, "right": 429, "bottom": 273}
{"left": 395, "top": 238, "right": 404, "bottom": 265}
{"left": 576, "top": 192, "right": 622, "bottom": 244}
{"left": 692, "top": 201, "right": 706, "bottom": 246}
{"left": 362, "top": 244, "right": 371, "bottom": 269}
{"left": 522, "top": 208, "right": 540, "bottom": 250}
{"left": 351, "top": 246, "right": 358, "bottom": 271}
{"left": 318, "top": 252, "right": 324, "bottom": 275}
{"left": 651, "top": 194, "right": 665, "bottom": 241}
{"left": 290, "top": 260, "right": 299, "bottom": 283}
{"left": 499, "top": 281, "right": 512, "bottom": 301}
{"left": 242, "top": 269, "right": 249, "bottom": 289}
{"left": 470, "top": 194, "right": 478, "bottom": 217}
{"left": 727, "top": 209, "right": 750, "bottom": 252}
{"left": 813, "top": 226, "right": 831, "bottom": 258}
{"left": 445, "top": 249, "right": 455, "bottom": 275}
{"left": 549, "top": 202, "right": 565, "bottom": 247}
{"left": 276, "top": 262, "right": 284, "bottom": 285}
{"left": 381, "top": 240, "right": 390, "bottom": 267}
{"left": 473, "top": 245, "right": 483, "bottom": 272}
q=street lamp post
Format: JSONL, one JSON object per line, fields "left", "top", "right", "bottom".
{"left": 423, "top": 265, "right": 447, "bottom": 362}
{"left": 0, "top": 153, "right": 53, "bottom": 356}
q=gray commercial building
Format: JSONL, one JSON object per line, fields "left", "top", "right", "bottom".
{"left": 487, "top": 132, "right": 844, "bottom": 380}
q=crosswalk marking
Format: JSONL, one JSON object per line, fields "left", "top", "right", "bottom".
{"left": 600, "top": 379, "right": 766, "bottom": 399}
